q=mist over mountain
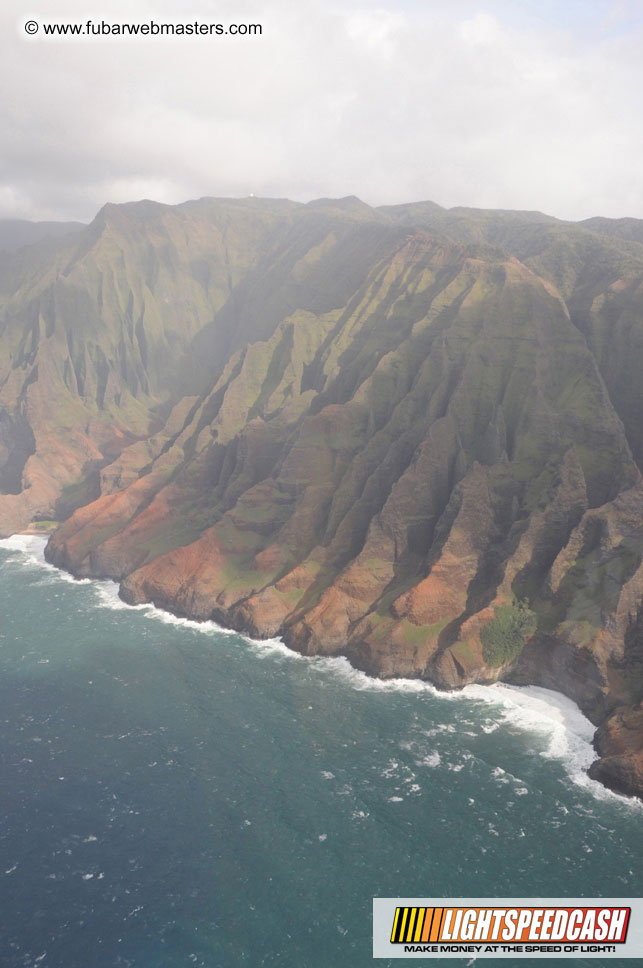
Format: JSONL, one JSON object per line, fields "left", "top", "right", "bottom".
{"left": 0, "top": 219, "right": 85, "bottom": 254}
{"left": 2, "top": 195, "right": 643, "bottom": 797}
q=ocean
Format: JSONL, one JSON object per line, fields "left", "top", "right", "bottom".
{"left": 1, "top": 536, "right": 641, "bottom": 968}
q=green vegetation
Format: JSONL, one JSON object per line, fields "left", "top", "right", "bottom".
{"left": 26, "top": 520, "right": 58, "bottom": 532}
{"left": 481, "top": 601, "right": 537, "bottom": 667}
{"left": 449, "top": 639, "right": 476, "bottom": 668}
{"left": 4, "top": 193, "right": 643, "bottom": 738}
{"left": 398, "top": 617, "right": 449, "bottom": 646}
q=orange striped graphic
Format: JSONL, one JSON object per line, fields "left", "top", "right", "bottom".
{"left": 431, "top": 908, "right": 444, "bottom": 942}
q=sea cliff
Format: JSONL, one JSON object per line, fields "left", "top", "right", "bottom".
{"left": 1, "top": 197, "right": 642, "bottom": 796}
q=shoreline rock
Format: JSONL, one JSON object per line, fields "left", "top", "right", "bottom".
{"left": 43, "top": 532, "right": 643, "bottom": 803}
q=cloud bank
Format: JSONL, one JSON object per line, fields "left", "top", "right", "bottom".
{"left": 3, "top": 0, "right": 643, "bottom": 221}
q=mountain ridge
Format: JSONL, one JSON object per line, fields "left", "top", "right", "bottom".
{"left": 1, "top": 197, "right": 643, "bottom": 798}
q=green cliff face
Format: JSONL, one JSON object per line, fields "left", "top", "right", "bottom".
{"left": 2, "top": 196, "right": 643, "bottom": 796}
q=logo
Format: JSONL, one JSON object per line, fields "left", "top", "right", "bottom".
{"left": 373, "top": 898, "right": 643, "bottom": 959}
{"left": 389, "top": 906, "right": 630, "bottom": 945}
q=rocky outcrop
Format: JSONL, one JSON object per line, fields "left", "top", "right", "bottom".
{"left": 3, "top": 197, "right": 643, "bottom": 797}
{"left": 590, "top": 705, "right": 643, "bottom": 798}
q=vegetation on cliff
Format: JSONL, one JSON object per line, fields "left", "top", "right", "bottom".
{"left": 481, "top": 601, "right": 537, "bottom": 667}
{"left": 1, "top": 196, "right": 643, "bottom": 796}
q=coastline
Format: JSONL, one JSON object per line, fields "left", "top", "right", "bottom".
{"left": 1, "top": 531, "right": 640, "bottom": 808}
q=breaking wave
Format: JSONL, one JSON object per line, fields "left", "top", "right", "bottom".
{"left": 1, "top": 532, "right": 641, "bottom": 808}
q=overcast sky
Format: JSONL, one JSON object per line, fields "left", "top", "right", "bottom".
{"left": 3, "top": 0, "right": 643, "bottom": 223}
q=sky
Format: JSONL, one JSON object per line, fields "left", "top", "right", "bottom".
{"left": 3, "top": 0, "right": 643, "bottom": 223}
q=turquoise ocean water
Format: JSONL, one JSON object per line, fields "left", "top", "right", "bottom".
{"left": 1, "top": 536, "right": 641, "bottom": 968}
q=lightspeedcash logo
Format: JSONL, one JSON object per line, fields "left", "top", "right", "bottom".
{"left": 390, "top": 905, "right": 629, "bottom": 945}
{"left": 373, "top": 898, "right": 643, "bottom": 959}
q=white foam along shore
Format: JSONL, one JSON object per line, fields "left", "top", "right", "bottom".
{"left": 1, "top": 533, "right": 640, "bottom": 809}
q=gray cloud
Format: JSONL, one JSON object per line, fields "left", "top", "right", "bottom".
{"left": 3, "top": 0, "right": 643, "bottom": 221}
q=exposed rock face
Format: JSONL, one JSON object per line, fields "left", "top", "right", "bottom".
{"left": 590, "top": 705, "right": 643, "bottom": 798}
{"left": 3, "top": 198, "right": 643, "bottom": 797}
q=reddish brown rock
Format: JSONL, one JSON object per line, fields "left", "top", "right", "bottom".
{"left": 5, "top": 197, "right": 643, "bottom": 799}
{"left": 589, "top": 705, "right": 643, "bottom": 799}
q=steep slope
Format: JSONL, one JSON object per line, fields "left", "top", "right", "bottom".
{"left": 0, "top": 196, "right": 392, "bottom": 534}
{"left": 2, "top": 195, "right": 643, "bottom": 797}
